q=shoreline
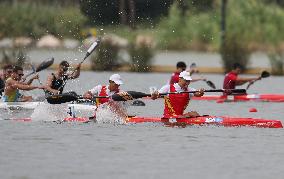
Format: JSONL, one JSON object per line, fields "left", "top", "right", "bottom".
{"left": 50, "top": 64, "right": 270, "bottom": 74}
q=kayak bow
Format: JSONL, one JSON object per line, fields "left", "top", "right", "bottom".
{"left": 192, "top": 94, "right": 284, "bottom": 102}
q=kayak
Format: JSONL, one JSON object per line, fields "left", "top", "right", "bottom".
{"left": 0, "top": 102, "right": 95, "bottom": 120}
{"left": 192, "top": 94, "right": 284, "bottom": 102}
{"left": 2, "top": 102, "right": 282, "bottom": 128}
{"left": 9, "top": 115, "right": 283, "bottom": 128}
{"left": 0, "top": 102, "right": 43, "bottom": 110}
{"left": 0, "top": 102, "right": 43, "bottom": 120}
{"left": 63, "top": 115, "right": 283, "bottom": 128}
{"left": 126, "top": 115, "right": 283, "bottom": 128}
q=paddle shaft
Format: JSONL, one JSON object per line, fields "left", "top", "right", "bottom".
{"left": 246, "top": 71, "right": 270, "bottom": 90}
{"left": 46, "top": 89, "right": 246, "bottom": 104}
{"left": 57, "top": 39, "right": 100, "bottom": 91}
{"left": 111, "top": 89, "right": 246, "bottom": 102}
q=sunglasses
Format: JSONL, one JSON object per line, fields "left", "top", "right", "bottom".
{"left": 61, "top": 67, "right": 68, "bottom": 72}
{"left": 18, "top": 73, "right": 24, "bottom": 76}
{"left": 6, "top": 70, "right": 13, "bottom": 73}
{"left": 109, "top": 80, "right": 120, "bottom": 86}
{"left": 182, "top": 78, "right": 191, "bottom": 83}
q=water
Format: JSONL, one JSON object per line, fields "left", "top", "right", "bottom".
{"left": 0, "top": 49, "right": 271, "bottom": 68}
{"left": 0, "top": 71, "right": 284, "bottom": 179}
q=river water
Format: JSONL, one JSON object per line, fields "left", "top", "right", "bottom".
{"left": 0, "top": 49, "right": 272, "bottom": 68}
{"left": 0, "top": 71, "right": 283, "bottom": 179}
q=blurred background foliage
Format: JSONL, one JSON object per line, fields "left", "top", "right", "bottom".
{"left": 1, "top": 0, "right": 284, "bottom": 51}
{"left": 1, "top": 0, "right": 284, "bottom": 72}
{"left": 0, "top": 0, "right": 86, "bottom": 39}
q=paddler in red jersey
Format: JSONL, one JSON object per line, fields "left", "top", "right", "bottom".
{"left": 170, "top": 61, "right": 206, "bottom": 84}
{"left": 153, "top": 71, "right": 204, "bottom": 118}
{"left": 223, "top": 63, "right": 261, "bottom": 94}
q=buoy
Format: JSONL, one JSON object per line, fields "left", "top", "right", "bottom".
{"left": 249, "top": 108, "right": 257, "bottom": 112}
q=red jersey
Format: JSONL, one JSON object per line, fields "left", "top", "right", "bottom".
{"left": 164, "top": 84, "right": 189, "bottom": 117}
{"left": 223, "top": 71, "right": 238, "bottom": 89}
{"left": 96, "top": 85, "right": 119, "bottom": 106}
{"left": 170, "top": 72, "right": 180, "bottom": 84}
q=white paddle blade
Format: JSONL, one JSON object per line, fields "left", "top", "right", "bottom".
{"left": 86, "top": 38, "right": 101, "bottom": 56}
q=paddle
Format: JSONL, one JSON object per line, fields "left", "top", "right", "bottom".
{"left": 57, "top": 38, "right": 101, "bottom": 91}
{"left": 75, "top": 98, "right": 146, "bottom": 106}
{"left": 246, "top": 71, "right": 270, "bottom": 90}
{"left": 204, "top": 80, "right": 216, "bottom": 89}
{"left": 46, "top": 89, "right": 246, "bottom": 104}
{"left": 189, "top": 63, "right": 216, "bottom": 89}
{"left": 80, "top": 37, "right": 101, "bottom": 65}
{"left": 24, "top": 58, "right": 54, "bottom": 79}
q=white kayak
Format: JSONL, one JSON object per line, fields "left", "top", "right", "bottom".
{"left": 0, "top": 101, "right": 96, "bottom": 120}
{"left": 0, "top": 102, "right": 44, "bottom": 110}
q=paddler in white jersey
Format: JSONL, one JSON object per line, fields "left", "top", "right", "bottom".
{"left": 152, "top": 71, "right": 205, "bottom": 118}
{"left": 3, "top": 66, "right": 46, "bottom": 102}
{"left": 83, "top": 74, "right": 127, "bottom": 118}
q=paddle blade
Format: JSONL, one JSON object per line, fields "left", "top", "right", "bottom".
{"left": 206, "top": 80, "right": 216, "bottom": 89}
{"left": 85, "top": 38, "right": 101, "bottom": 59}
{"left": 261, "top": 71, "right": 270, "bottom": 78}
{"left": 36, "top": 58, "right": 54, "bottom": 72}
{"left": 132, "top": 100, "right": 146, "bottom": 106}
{"left": 46, "top": 92, "right": 78, "bottom": 104}
{"left": 111, "top": 91, "right": 149, "bottom": 101}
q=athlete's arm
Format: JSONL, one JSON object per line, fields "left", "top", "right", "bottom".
{"left": 236, "top": 77, "right": 260, "bottom": 86}
{"left": 69, "top": 64, "right": 81, "bottom": 79}
{"left": 11, "top": 82, "right": 38, "bottom": 91}
{"left": 84, "top": 85, "right": 101, "bottom": 99}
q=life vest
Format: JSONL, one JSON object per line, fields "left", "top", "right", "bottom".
{"left": 95, "top": 85, "right": 119, "bottom": 107}
{"left": 164, "top": 84, "right": 189, "bottom": 117}
{"left": 50, "top": 73, "right": 68, "bottom": 94}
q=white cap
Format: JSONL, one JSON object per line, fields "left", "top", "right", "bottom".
{"left": 179, "top": 71, "right": 192, "bottom": 81}
{"left": 109, "top": 74, "right": 123, "bottom": 85}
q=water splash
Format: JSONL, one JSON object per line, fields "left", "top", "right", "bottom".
{"left": 31, "top": 103, "right": 68, "bottom": 121}
{"left": 95, "top": 101, "right": 128, "bottom": 125}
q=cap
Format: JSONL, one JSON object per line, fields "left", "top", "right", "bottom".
{"left": 179, "top": 71, "right": 192, "bottom": 81}
{"left": 109, "top": 74, "right": 123, "bottom": 85}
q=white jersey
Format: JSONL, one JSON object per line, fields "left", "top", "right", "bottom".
{"left": 89, "top": 85, "right": 120, "bottom": 96}
{"left": 158, "top": 83, "right": 196, "bottom": 96}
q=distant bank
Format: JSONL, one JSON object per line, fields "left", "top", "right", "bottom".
{"left": 0, "top": 49, "right": 272, "bottom": 74}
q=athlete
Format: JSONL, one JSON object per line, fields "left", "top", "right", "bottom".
{"left": 223, "top": 63, "right": 261, "bottom": 93}
{"left": 169, "top": 61, "right": 205, "bottom": 84}
{"left": 45, "top": 60, "right": 81, "bottom": 95}
{"left": 3, "top": 66, "right": 45, "bottom": 102}
{"left": 153, "top": 71, "right": 204, "bottom": 118}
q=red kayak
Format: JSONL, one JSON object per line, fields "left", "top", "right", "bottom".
{"left": 126, "top": 115, "right": 283, "bottom": 128}
{"left": 192, "top": 94, "right": 284, "bottom": 102}
{"left": 9, "top": 115, "right": 283, "bottom": 128}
